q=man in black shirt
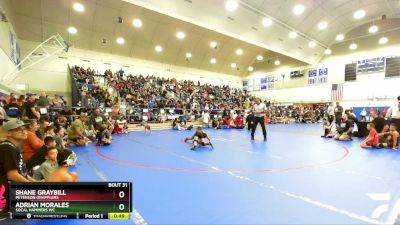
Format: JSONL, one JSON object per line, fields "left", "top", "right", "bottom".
{"left": 22, "top": 93, "right": 39, "bottom": 119}
{"left": 184, "top": 127, "right": 213, "bottom": 150}
{"left": 334, "top": 102, "right": 343, "bottom": 125}
{"left": 371, "top": 110, "right": 388, "bottom": 134}
{"left": 334, "top": 114, "right": 353, "bottom": 141}
{"left": 0, "top": 120, "right": 38, "bottom": 220}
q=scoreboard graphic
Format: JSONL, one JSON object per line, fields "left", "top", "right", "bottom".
{"left": 8, "top": 182, "right": 132, "bottom": 220}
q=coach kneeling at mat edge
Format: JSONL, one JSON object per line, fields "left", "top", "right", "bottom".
{"left": 334, "top": 114, "right": 354, "bottom": 141}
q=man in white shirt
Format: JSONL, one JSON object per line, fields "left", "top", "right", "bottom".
{"left": 251, "top": 98, "right": 267, "bottom": 141}
{"left": 386, "top": 96, "right": 400, "bottom": 131}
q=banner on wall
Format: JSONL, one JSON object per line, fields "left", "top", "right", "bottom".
{"left": 254, "top": 78, "right": 260, "bottom": 91}
{"left": 308, "top": 69, "right": 317, "bottom": 85}
{"left": 318, "top": 68, "right": 328, "bottom": 84}
{"left": 247, "top": 79, "right": 254, "bottom": 91}
{"left": 10, "top": 32, "right": 21, "bottom": 66}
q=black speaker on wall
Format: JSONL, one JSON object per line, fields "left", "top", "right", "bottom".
{"left": 344, "top": 63, "right": 357, "bottom": 81}
{"left": 385, "top": 57, "right": 400, "bottom": 78}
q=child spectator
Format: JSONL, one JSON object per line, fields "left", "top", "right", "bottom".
{"left": 360, "top": 123, "right": 379, "bottom": 148}
{"left": 33, "top": 147, "right": 59, "bottom": 180}
{"left": 234, "top": 114, "right": 245, "bottom": 129}
{"left": 45, "top": 124, "right": 64, "bottom": 150}
{"left": 46, "top": 149, "right": 78, "bottom": 182}
{"left": 321, "top": 121, "right": 333, "bottom": 138}
{"left": 114, "top": 116, "right": 128, "bottom": 134}
{"left": 26, "top": 136, "right": 57, "bottom": 171}
{"left": 96, "top": 125, "right": 112, "bottom": 146}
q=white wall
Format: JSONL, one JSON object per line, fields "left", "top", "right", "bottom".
{"left": 247, "top": 45, "right": 400, "bottom": 106}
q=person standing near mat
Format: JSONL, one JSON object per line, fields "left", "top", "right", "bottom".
{"left": 251, "top": 97, "right": 267, "bottom": 141}
{"left": 386, "top": 96, "right": 400, "bottom": 132}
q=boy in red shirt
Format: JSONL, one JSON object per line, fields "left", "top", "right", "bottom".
{"left": 360, "top": 123, "right": 379, "bottom": 148}
{"left": 234, "top": 114, "right": 245, "bottom": 129}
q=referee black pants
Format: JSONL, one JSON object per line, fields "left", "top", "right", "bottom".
{"left": 251, "top": 116, "right": 266, "bottom": 138}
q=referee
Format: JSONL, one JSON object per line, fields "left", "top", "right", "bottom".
{"left": 251, "top": 98, "right": 267, "bottom": 141}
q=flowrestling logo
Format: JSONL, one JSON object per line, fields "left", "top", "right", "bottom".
{"left": 0, "top": 185, "right": 6, "bottom": 209}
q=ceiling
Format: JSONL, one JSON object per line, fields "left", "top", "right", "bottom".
{"left": 1, "top": 0, "right": 399, "bottom": 76}
{"left": 1, "top": 0, "right": 307, "bottom": 76}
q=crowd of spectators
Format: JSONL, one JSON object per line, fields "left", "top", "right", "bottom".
{"left": 320, "top": 101, "right": 399, "bottom": 150}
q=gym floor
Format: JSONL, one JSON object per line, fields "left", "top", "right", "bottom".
{"left": 26, "top": 124, "right": 400, "bottom": 225}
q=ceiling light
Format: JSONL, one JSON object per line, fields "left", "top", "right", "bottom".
{"left": 289, "top": 31, "right": 298, "bottom": 39}
{"left": 73, "top": 3, "right": 85, "bottom": 12}
{"left": 210, "top": 58, "right": 217, "bottom": 64}
{"left": 155, "top": 45, "right": 163, "bottom": 52}
{"left": 132, "top": 19, "right": 142, "bottom": 27}
{"left": 67, "top": 27, "right": 77, "bottom": 34}
{"left": 231, "top": 63, "right": 237, "bottom": 68}
{"left": 349, "top": 43, "right": 357, "bottom": 50}
{"left": 257, "top": 55, "right": 263, "bottom": 61}
{"left": 176, "top": 31, "right": 185, "bottom": 39}
{"left": 248, "top": 66, "right": 254, "bottom": 71}
{"left": 379, "top": 37, "right": 388, "bottom": 44}
{"left": 261, "top": 17, "right": 272, "bottom": 27}
{"left": 225, "top": 0, "right": 239, "bottom": 12}
{"left": 368, "top": 25, "right": 378, "bottom": 33}
{"left": 318, "top": 21, "right": 328, "bottom": 30}
{"left": 293, "top": 4, "right": 305, "bottom": 15}
{"left": 116, "top": 37, "right": 125, "bottom": 44}
{"left": 185, "top": 52, "right": 192, "bottom": 58}
{"left": 235, "top": 49, "right": 243, "bottom": 55}
{"left": 210, "top": 41, "right": 217, "bottom": 49}
{"left": 324, "top": 49, "right": 332, "bottom": 55}
{"left": 308, "top": 41, "right": 316, "bottom": 48}
{"left": 335, "top": 34, "right": 344, "bottom": 41}
{"left": 354, "top": 9, "right": 366, "bottom": 19}
{"left": 274, "top": 60, "right": 280, "bottom": 65}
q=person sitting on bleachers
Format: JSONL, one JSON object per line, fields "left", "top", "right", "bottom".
{"left": 4, "top": 97, "right": 21, "bottom": 119}
{"left": 26, "top": 136, "right": 57, "bottom": 171}
{"left": 22, "top": 119, "right": 44, "bottom": 162}
{"left": 45, "top": 124, "right": 65, "bottom": 150}
{"left": 334, "top": 114, "right": 353, "bottom": 141}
